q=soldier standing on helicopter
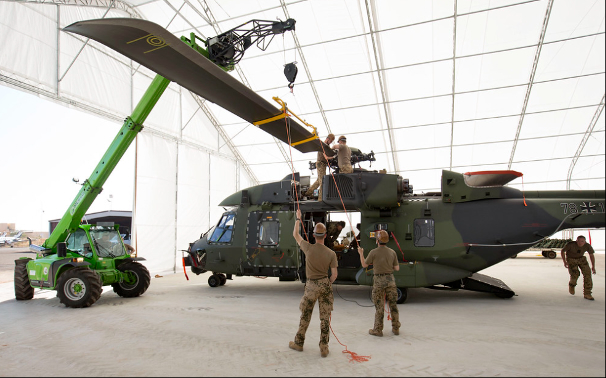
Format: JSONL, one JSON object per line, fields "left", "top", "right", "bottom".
{"left": 357, "top": 230, "right": 401, "bottom": 336}
{"left": 289, "top": 209, "right": 338, "bottom": 357}
{"left": 331, "top": 135, "right": 353, "bottom": 174}
{"left": 304, "top": 134, "right": 335, "bottom": 201}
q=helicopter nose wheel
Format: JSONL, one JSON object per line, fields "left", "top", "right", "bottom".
{"left": 208, "top": 273, "right": 227, "bottom": 287}
{"left": 208, "top": 274, "right": 220, "bottom": 287}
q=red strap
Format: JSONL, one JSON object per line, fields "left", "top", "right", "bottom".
{"left": 182, "top": 257, "right": 189, "bottom": 281}
{"left": 390, "top": 232, "right": 408, "bottom": 262}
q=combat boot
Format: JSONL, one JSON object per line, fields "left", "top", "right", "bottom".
{"left": 289, "top": 341, "right": 303, "bottom": 351}
{"left": 392, "top": 328, "right": 400, "bottom": 336}
{"left": 569, "top": 285, "right": 575, "bottom": 295}
{"left": 584, "top": 293, "right": 594, "bottom": 300}
{"left": 368, "top": 329, "right": 383, "bottom": 337}
{"left": 320, "top": 345, "right": 329, "bottom": 358}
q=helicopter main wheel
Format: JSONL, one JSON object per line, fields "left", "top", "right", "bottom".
{"left": 396, "top": 287, "right": 408, "bottom": 304}
{"left": 218, "top": 274, "right": 227, "bottom": 286}
{"left": 56, "top": 267, "right": 102, "bottom": 308}
{"left": 208, "top": 274, "right": 221, "bottom": 287}
{"left": 510, "top": 254, "right": 518, "bottom": 259}
{"left": 547, "top": 251, "right": 557, "bottom": 259}
{"left": 112, "top": 261, "right": 151, "bottom": 298}
{"left": 14, "top": 258, "right": 34, "bottom": 300}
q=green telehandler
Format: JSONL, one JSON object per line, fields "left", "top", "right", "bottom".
{"left": 14, "top": 17, "right": 296, "bottom": 308}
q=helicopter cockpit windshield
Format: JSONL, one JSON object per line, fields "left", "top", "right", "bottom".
{"left": 208, "top": 212, "right": 235, "bottom": 243}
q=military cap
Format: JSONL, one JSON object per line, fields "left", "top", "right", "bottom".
{"left": 314, "top": 223, "right": 327, "bottom": 237}
{"left": 375, "top": 230, "right": 389, "bottom": 244}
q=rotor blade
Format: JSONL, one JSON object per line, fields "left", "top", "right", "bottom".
{"left": 63, "top": 18, "right": 333, "bottom": 156}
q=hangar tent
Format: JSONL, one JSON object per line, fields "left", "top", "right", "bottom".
{"left": 0, "top": 0, "right": 604, "bottom": 273}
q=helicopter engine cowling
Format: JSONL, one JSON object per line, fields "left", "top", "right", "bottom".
{"left": 322, "top": 172, "right": 411, "bottom": 210}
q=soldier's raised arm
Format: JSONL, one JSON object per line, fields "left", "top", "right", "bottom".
{"left": 358, "top": 247, "right": 369, "bottom": 268}
{"left": 293, "top": 209, "right": 303, "bottom": 246}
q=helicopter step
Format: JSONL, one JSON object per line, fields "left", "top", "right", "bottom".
{"left": 441, "top": 273, "right": 515, "bottom": 299}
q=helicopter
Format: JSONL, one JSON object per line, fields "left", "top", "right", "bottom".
{"left": 184, "top": 167, "right": 604, "bottom": 303}
{"left": 65, "top": 18, "right": 605, "bottom": 303}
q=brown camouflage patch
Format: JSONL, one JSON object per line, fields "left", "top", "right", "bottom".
{"left": 567, "top": 256, "right": 593, "bottom": 295}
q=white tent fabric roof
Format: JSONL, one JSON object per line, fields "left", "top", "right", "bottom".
{"left": 2, "top": 0, "right": 603, "bottom": 191}
{"left": 133, "top": 0, "right": 605, "bottom": 191}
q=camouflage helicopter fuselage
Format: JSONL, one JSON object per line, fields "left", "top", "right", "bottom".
{"left": 187, "top": 169, "right": 605, "bottom": 300}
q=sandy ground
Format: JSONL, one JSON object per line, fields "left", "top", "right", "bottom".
{"left": 0, "top": 250, "right": 603, "bottom": 377}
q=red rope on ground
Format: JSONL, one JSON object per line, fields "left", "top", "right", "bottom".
{"left": 329, "top": 315, "right": 371, "bottom": 363}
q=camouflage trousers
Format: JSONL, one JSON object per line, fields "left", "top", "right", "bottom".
{"left": 294, "top": 277, "right": 334, "bottom": 348}
{"left": 568, "top": 256, "right": 593, "bottom": 295}
{"left": 307, "top": 161, "right": 327, "bottom": 200}
{"left": 340, "top": 164, "right": 353, "bottom": 174}
{"left": 372, "top": 274, "right": 400, "bottom": 332}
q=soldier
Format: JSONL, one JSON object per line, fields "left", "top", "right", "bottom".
{"left": 331, "top": 135, "right": 353, "bottom": 174}
{"left": 357, "top": 230, "right": 401, "bottom": 336}
{"left": 561, "top": 235, "right": 597, "bottom": 300}
{"left": 324, "top": 221, "right": 345, "bottom": 249}
{"left": 304, "top": 134, "right": 335, "bottom": 201}
{"left": 289, "top": 209, "right": 338, "bottom": 357}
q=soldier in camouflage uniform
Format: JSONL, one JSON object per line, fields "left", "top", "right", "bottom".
{"left": 289, "top": 209, "right": 338, "bottom": 357}
{"left": 305, "top": 134, "right": 335, "bottom": 201}
{"left": 561, "top": 235, "right": 597, "bottom": 300}
{"left": 324, "top": 221, "right": 345, "bottom": 249}
{"left": 331, "top": 135, "right": 353, "bottom": 174}
{"left": 358, "top": 230, "right": 401, "bottom": 336}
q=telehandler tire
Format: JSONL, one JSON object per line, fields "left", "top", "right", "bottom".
{"left": 112, "top": 261, "right": 151, "bottom": 298}
{"left": 56, "top": 267, "right": 103, "bottom": 308}
{"left": 14, "top": 259, "right": 34, "bottom": 300}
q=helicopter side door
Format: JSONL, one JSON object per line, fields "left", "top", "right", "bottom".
{"left": 243, "top": 210, "right": 299, "bottom": 279}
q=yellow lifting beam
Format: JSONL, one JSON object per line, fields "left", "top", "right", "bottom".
{"left": 253, "top": 97, "right": 318, "bottom": 147}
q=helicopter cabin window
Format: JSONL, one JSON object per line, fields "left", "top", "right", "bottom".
{"left": 414, "top": 219, "right": 435, "bottom": 247}
{"left": 259, "top": 220, "right": 279, "bottom": 246}
{"left": 209, "top": 213, "right": 235, "bottom": 243}
{"left": 66, "top": 229, "right": 90, "bottom": 256}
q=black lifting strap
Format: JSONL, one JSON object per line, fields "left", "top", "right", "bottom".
{"left": 284, "top": 62, "right": 298, "bottom": 89}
